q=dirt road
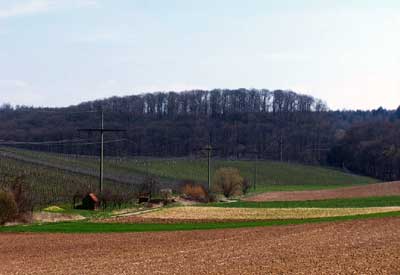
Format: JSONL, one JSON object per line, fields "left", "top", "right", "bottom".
{"left": 246, "top": 181, "right": 400, "bottom": 202}
{"left": 1, "top": 217, "right": 400, "bottom": 274}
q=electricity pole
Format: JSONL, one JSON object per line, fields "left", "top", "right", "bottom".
{"left": 78, "top": 110, "right": 125, "bottom": 193}
{"left": 248, "top": 150, "right": 259, "bottom": 190}
{"left": 254, "top": 152, "right": 258, "bottom": 190}
{"left": 204, "top": 145, "right": 212, "bottom": 191}
{"left": 100, "top": 111, "right": 104, "bottom": 192}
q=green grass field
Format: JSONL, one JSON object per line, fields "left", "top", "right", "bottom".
{"left": 0, "top": 146, "right": 377, "bottom": 193}
{"left": 1, "top": 211, "right": 399, "bottom": 233}
{"left": 207, "top": 196, "right": 400, "bottom": 208}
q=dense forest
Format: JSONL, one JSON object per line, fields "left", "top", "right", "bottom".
{"left": 328, "top": 117, "right": 400, "bottom": 181}
{"left": 0, "top": 89, "right": 399, "bottom": 181}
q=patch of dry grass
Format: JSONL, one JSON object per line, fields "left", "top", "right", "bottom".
{"left": 32, "top": 212, "right": 86, "bottom": 223}
{"left": 139, "top": 206, "right": 400, "bottom": 220}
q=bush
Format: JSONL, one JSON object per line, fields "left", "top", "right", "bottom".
{"left": 242, "top": 178, "right": 252, "bottom": 195}
{"left": 0, "top": 191, "right": 17, "bottom": 225}
{"left": 181, "top": 181, "right": 209, "bottom": 202}
{"left": 160, "top": 188, "right": 173, "bottom": 204}
{"left": 10, "top": 177, "right": 33, "bottom": 220}
{"left": 137, "top": 176, "right": 160, "bottom": 198}
{"left": 212, "top": 167, "right": 244, "bottom": 198}
{"left": 98, "top": 189, "right": 136, "bottom": 210}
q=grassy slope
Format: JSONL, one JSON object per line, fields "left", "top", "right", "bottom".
{"left": 0, "top": 147, "right": 377, "bottom": 192}
{"left": 1, "top": 211, "right": 400, "bottom": 233}
{"left": 207, "top": 196, "right": 400, "bottom": 208}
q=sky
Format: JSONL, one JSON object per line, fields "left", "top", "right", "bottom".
{"left": 0, "top": 0, "right": 399, "bottom": 110}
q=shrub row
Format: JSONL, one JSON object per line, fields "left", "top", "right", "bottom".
{"left": 0, "top": 177, "right": 33, "bottom": 225}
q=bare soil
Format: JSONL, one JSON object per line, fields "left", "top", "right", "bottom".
{"left": 1, "top": 217, "right": 400, "bottom": 274}
{"left": 246, "top": 181, "right": 400, "bottom": 202}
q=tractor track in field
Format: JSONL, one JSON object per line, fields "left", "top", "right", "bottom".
{"left": 1, "top": 217, "right": 400, "bottom": 274}
{"left": 246, "top": 181, "right": 400, "bottom": 202}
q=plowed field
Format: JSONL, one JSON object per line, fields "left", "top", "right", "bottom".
{"left": 246, "top": 181, "right": 400, "bottom": 202}
{"left": 1, "top": 217, "right": 400, "bottom": 274}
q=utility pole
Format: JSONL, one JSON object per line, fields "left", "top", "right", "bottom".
{"left": 253, "top": 152, "right": 258, "bottom": 190}
{"left": 248, "top": 150, "right": 259, "bottom": 190}
{"left": 204, "top": 145, "right": 212, "bottom": 191}
{"left": 100, "top": 111, "right": 104, "bottom": 193}
{"left": 78, "top": 110, "right": 125, "bottom": 193}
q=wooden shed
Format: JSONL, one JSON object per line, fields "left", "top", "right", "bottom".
{"left": 81, "top": 193, "right": 100, "bottom": 210}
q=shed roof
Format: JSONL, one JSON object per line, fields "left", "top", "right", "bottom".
{"left": 87, "top": 193, "right": 99, "bottom": 203}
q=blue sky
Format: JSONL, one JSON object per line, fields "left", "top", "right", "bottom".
{"left": 0, "top": 0, "right": 399, "bottom": 110}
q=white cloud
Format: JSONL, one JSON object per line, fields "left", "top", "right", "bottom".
{"left": 0, "top": 0, "right": 97, "bottom": 19}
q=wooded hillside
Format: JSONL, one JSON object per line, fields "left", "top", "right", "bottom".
{"left": 0, "top": 89, "right": 399, "bottom": 181}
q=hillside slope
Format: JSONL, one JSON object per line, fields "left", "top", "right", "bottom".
{"left": 0, "top": 147, "right": 377, "bottom": 193}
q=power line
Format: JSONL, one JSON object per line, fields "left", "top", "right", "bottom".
{"left": 14, "top": 110, "right": 99, "bottom": 114}
{"left": 0, "top": 138, "right": 90, "bottom": 145}
{"left": 70, "top": 139, "right": 127, "bottom": 146}
{"left": 0, "top": 139, "right": 129, "bottom": 146}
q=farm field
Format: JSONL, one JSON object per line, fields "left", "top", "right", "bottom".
{"left": 0, "top": 146, "right": 377, "bottom": 192}
{"left": 245, "top": 181, "right": 400, "bottom": 201}
{"left": 1, "top": 217, "right": 400, "bottom": 274}
{"left": 1, "top": 147, "right": 399, "bottom": 274}
{"left": 209, "top": 195, "right": 400, "bottom": 208}
{"left": 2, "top": 196, "right": 400, "bottom": 232}
{"left": 133, "top": 206, "right": 400, "bottom": 220}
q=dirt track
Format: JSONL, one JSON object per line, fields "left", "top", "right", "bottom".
{"left": 246, "top": 181, "right": 400, "bottom": 202}
{"left": 1, "top": 217, "right": 400, "bottom": 274}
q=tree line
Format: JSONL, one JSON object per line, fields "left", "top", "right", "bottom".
{"left": 328, "top": 108, "right": 400, "bottom": 181}
{"left": 77, "top": 89, "right": 327, "bottom": 116}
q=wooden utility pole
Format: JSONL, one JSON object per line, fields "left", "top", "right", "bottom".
{"left": 100, "top": 111, "right": 104, "bottom": 192}
{"left": 254, "top": 153, "right": 258, "bottom": 190}
{"left": 78, "top": 110, "right": 125, "bottom": 193}
{"left": 204, "top": 145, "right": 213, "bottom": 191}
{"left": 247, "top": 150, "right": 259, "bottom": 190}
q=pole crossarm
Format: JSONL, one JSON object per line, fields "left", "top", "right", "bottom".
{"left": 78, "top": 128, "right": 126, "bottom": 133}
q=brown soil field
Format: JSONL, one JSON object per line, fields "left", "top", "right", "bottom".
{"left": 1, "top": 217, "right": 400, "bottom": 275}
{"left": 246, "top": 181, "right": 400, "bottom": 202}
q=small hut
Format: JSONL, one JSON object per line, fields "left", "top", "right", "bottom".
{"left": 81, "top": 193, "right": 100, "bottom": 210}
